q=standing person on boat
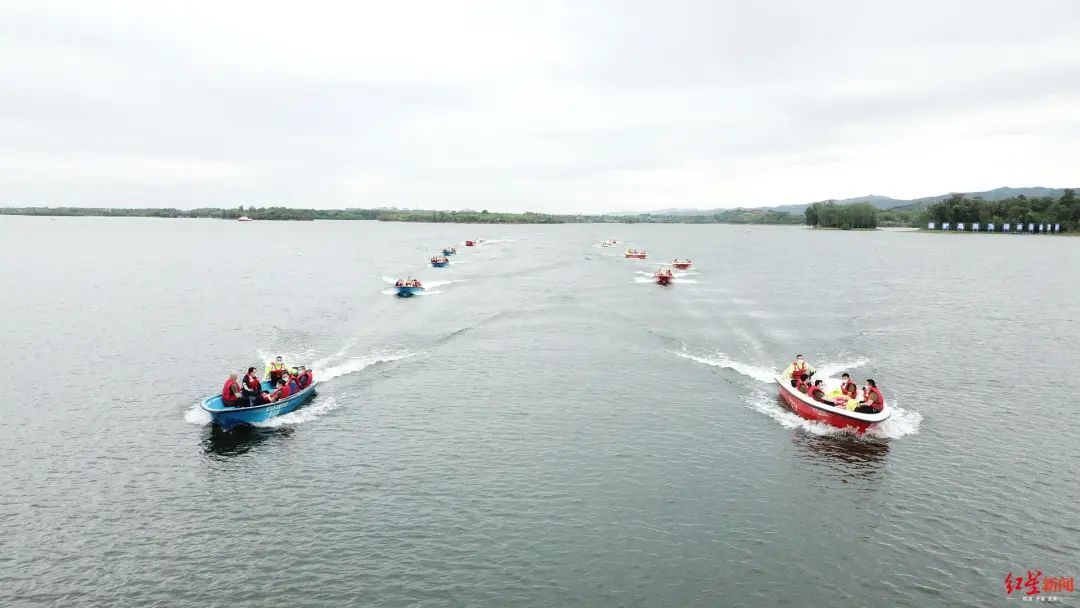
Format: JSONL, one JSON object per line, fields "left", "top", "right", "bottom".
{"left": 265, "top": 356, "right": 288, "bottom": 385}
{"left": 854, "top": 379, "right": 885, "bottom": 413}
{"left": 221, "top": 373, "right": 244, "bottom": 408}
{"left": 783, "top": 354, "right": 815, "bottom": 381}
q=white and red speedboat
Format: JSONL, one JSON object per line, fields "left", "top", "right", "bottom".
{"left": 774, "top": 376, "right": 891, "bottom": 434}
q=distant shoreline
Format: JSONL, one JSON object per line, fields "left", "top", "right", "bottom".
{"left": 0, "top": 206, "right": 805, "bottom": 226}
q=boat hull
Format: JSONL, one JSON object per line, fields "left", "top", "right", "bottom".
{"left": 431, "top": 261, "right": 448, "bottom": 267}
{"left": 465, "top": 240, "right": 475, "bottom": 246}
{"left": 201, "top": 381, "right": 318, "bottom": 429}
{"left": 625, "top": 254, "right": 647, "bottom": 259}
{"left": 442, "top": 249, "right": 456, "bottom": 256}
{"left": 774, "top": 376, "right": 889, "bottom": 434}
{"left": 656, "top": 275, "right": 672, "bottom": 285}
{"left": 673, "top": 262, "right": 691, "bottom": 270}
{"left": 396, "top": 286, "right": 424, "bottom": 297}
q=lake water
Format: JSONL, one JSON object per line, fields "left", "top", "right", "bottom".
{"left": 2, "top": 216, "right": 1078, "bottom": 607}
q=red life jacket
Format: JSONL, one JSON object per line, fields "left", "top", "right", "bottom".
{"left": 790, "top": 361, "right": 807, "bottom": 378}
{"left": 840, "top": 380, "right": 856, "bottom": 398}
{"left": 810, "top": 384, "right": 825, "bottom": 401}
{"left": 299, "top": 370, "right": 313, "bottom": 388}
{"left": 279, "top": 383, "right": 292, "bottom": 399}
{"left": 864, "top": 386, "right": 885, "bottom": 411}
{"left": 222, "top": 378, "right": 240, "bottom": 404}
{"left": 795, "top": 378, "right": 808, "bottom": 393}
{"left": 244, "top": 374, "right": 261, "bottom": 392}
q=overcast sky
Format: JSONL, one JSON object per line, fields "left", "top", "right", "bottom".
{"left": 2, "top": 0, "right": 1078, "bottom": 212}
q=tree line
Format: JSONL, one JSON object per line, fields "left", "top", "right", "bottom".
{"left": 804, "top": 201, "right": 879, "bottom": 229}
{"left": 923, "top": 190, "right": 1078, "bottom": 230}
{"left": 0, "top": 205, "right": 804, "bottom": 225}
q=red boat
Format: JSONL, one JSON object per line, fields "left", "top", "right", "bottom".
{"left": 774, "top": 376, "right": 891, "bottom": 434}
{"left": 625, "top": 249, "right": 647, "bottom": 259}
{"left": 465, "top": 240, "right": 475, "bottom": 247}
{"left": 655, "top": 269, "right": 674, "bottom": 285}
{"left": 673, "top": 259, "right": 692, "bottom": 270}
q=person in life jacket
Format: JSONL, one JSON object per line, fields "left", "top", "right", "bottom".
{"left": 265, "top": 356, "right": 287, "bottom": 385}
{"left": 783, "top": 354, "right": 815, "bottom": 381}
{"left": 854, "top": 379, "right": 885, "bottom": 413}
{"left": 809, "top": 379, "right": 829, "bottom": 403}
{"left": 795, "top": 373, "right": 810, "bottom": 394}
{"left": 839, "top": 373, "right": 857, "bottom": 399}
{"left": 269, "top": 379, "right": 292, "bottom": 402}
{"left": 221, "top": 373, "right": 244, "bottom": 407}
{"left": 242, "top": 367, "right": 262, "bottom": 399}
{"left": 296, "top": 366, "right": 313, "bottom": 389}
{"left": 287, "top": 373, "right": 300, "bottom": 394}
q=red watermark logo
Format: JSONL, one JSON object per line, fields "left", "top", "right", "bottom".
{"left": 1005, "top": 571, "right": 1075, "bottom": 602}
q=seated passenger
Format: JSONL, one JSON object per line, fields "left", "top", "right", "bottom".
{"left": 221, "top": 373, "right": 244, "bottom": 407}
{"left": 853, "top": 378, "right": 885, "bottom": 413}
{"left": 242, "top": 367, "right": 261, "bottom": 397}
{"left": 270, "top": 379, "right": 291, "bottom": 402}
{"left": 809, "top": 380, "right": 831, "bottom": 404}
{"left": 297, "top": 366, "right": 312, "bottom": 389}
{"left": 796, "top": 373, "right": 810, "bottom": 394}
{"left": 840, "top": 373, "right": 857, "bottom": 399}
{"left": 288, "top": 374, "right": 300, "bottom": 393}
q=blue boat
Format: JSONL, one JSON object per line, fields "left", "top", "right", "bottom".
{"left": 431, "top": 257, "right": 449, "bottom": 268}
{"left": 395, "top": 283, "right": 425, "bottom": 297}
{"left": 442, "top": 247, "right": 456, "bottom": 256}
{"left": 201, "top": 380, "right": 318, "bottom": 429}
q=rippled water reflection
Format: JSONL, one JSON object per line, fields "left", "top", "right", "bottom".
{"left": 1, "top": 217, "right": 1077, "bottom": 607}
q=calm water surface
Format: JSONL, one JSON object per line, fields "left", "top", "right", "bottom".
{"left": 2, "top": 217, "right": 1078, "bottom": 607}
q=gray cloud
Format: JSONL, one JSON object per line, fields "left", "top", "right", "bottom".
{"left": 2, "top": 0, "right": 1079, "bottom": 212}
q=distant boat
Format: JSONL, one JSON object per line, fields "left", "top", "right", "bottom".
{"left": 237, "top": 216, "right": 253, "bottom": 222}
{"left": 394, "top": 279, "right": 425, "bottom": 297}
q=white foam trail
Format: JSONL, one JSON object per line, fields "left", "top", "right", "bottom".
{"left": 253, "top": 396, "right": 341, "bottom": 428}
{"left": 315, "top": 351, "right": 418, "bottom": 382}
{"left": 672, "top": 350, "right": 778, "bottom": 383}
{"left": 424, "top": 279, "right": 467, "bottom": 289}
{"left": 816, "top": 357, "right": 870, "bottom": 379}
{"left": 744, "top": 389, "right": 845, "bottom": 436}
{"left": 184, "top": 404, "right": 211, "bottom": 425}
{"left": 869, "top": 403, "right": 922, "bottom": 439}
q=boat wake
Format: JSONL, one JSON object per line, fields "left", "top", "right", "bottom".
{"left": 313, "top": 350, "right": 418, "bottom": 382}
{"left": 424, "top": 279, "right": 467, "bottom": 289}
{"left": 672, "top": 350, "right": 778, "bottom": 382}
{"left": 252, "top": 396, "right": 341, "bottom": 428}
